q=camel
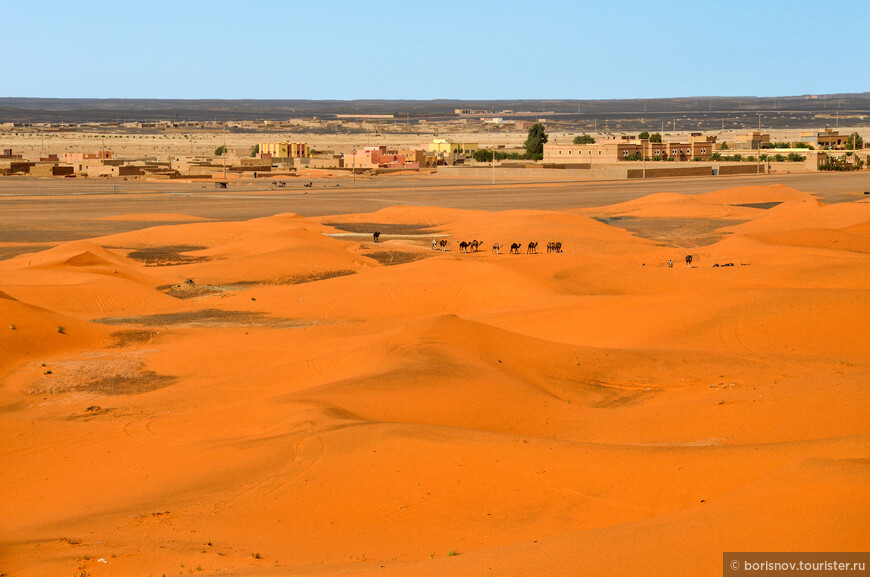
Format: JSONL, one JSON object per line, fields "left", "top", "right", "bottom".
{"left": 373, "top": 231, "right": 381, "bottom": 243}
{"left": 546, "top": 242, "right": 554, "bottom": 253}
{"left": 439, "top": 239, "right": 448, "bottom": 251}
{"left": 469, "top": 239, "right": 482, "bottom": 253}
{"left": 492, "top": 243, "right": 502, "bottom": 255}
{"left": 553, "top": 242, "right": 562, "bottom": 253}
{"left": 527, "top": 241, "right": 538, "bottom": 254}
{"left": 431, "top": 239, "right": 438, "bottom": 250}
{"left": 459, "top": 241, "right": 469, "bottom": 253}
{"left": 510, "top": 242, "right": 521, "bottom": 254}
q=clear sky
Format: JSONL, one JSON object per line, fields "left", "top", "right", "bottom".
{"left": 4, "top": 0, "right": 867, "bottom": 100}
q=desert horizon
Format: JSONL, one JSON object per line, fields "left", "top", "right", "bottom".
{"left": 4, "top": 2, "right": 870, "bottom": 574}
{"left": 2, "top": 170, "right": 869, "bottom": 575}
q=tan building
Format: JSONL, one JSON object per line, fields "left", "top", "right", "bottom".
{"left": 799, "top": 128, "right": 849, "bottom": 149}
{"left": 543, "top": 137, "right": 716, "bottom": 163}
{"left": 734, "top": 131, "right": 771, "bottom": 150}
{"left": 260, "top": 142, "right": 309, "bottom": 158}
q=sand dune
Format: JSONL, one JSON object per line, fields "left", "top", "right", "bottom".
{"left": 1, "top": 183, "right": 867, "bottom": 576}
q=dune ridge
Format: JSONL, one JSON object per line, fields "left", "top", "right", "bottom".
{"left": 1, "top": 184, "right": 867, "bottom": 576}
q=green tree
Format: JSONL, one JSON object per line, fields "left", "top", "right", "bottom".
{"left": 250, "top": 144, "right": 259, "bottom": 157}
{"left": 524, "top": 123, "right": 548, "bottom": 158}
{"left": 719, "top": 142, "right": 729, "bottom": 150}
{"left": 637, "top": 131, "right": 650, "bottom": 140}
{"left": 215, "top": 145, "right": 227, "bottom": 156}
{"left": 846, "top": 132, "right": 864, "bottom": 150}
{"left": 573, "top": 134, "right": 595, "bottom": 144}
{"left": 649, "top": 133, "right": 662, "bottom": 143}
{"left": 473, "top": 149, "right": 494, "bottom": 162}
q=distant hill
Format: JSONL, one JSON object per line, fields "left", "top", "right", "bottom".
{"left": 1, "top": 94, "right": 868, "bottom": 129}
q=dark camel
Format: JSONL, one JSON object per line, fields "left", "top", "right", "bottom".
{"left": 527, "top": 241, "right": 538, "bottom": 254}
{"left": 510, "top": 243, "right": 521, "bottom": 254}
{"left": 373, "top": 231, "right": 381, "bottom": 243}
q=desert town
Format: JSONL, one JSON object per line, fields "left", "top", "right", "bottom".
{"left": 2, "top": 112, "right": 868, "bottom": 183}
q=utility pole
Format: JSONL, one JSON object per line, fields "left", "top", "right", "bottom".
{"left": 492, "top": 146, "right": 496, "bottom": 185}
{"left": 222, "top": 131, "right": 226, "bottom": 179}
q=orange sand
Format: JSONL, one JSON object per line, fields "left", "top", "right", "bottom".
{"left": 1, "top": 184, "right": 867, "bottom": 576}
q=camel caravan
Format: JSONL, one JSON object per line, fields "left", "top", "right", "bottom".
{"left": 373, "top": 230, "right": 561, "bottom": 256}
{"left": 424, "top": 238, "right": 562, "bottom": 255}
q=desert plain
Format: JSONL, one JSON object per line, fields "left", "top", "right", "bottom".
{"left": 1, "top": 171, "right": 869, "bottom": 576}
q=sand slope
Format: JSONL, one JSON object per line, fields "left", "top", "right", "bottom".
{"left": 1, "top": 184, "right": 868, "bottom": 576}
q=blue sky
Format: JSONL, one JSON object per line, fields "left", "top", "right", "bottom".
{"left": 3, "top": 0, "right": 866, "bottom": 100}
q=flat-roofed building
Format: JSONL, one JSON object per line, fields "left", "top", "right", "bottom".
{"left": 260, "top": 142, "right": 309, "bottom": 158}
{"left": 799, "top": 128, "right": 848, "bottom": 149}
{"left": 734, "top": 131, "right": 770, "bottom": 150}
{"left": 428, "top": 139, "right": 478, "bottom": 155}
{"left": 543, "top": 137, "right": 715, "bottom": 163}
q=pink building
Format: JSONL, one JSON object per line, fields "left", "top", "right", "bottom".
{"left": 344, "top": 146, "right": 420, "bottom": 169}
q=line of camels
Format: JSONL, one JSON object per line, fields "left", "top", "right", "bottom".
{"left": 371, "top": 231, "right": 561, "bottom": 254}
{"left": 434, "top": 239, "right": 562, "bottom": 255}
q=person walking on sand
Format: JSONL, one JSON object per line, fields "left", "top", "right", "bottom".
{"left": 685, "top": 254, "right": 693, "bottom": 268}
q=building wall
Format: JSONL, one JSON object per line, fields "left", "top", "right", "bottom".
{"left": 260, "top": 142, "right": 309, "bottom": 158}
{"left": 544, "top": 139, "right": 714, "bottom": 163}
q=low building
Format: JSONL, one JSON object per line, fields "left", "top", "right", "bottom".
{"left": 344, "top": 146, "right": 423, "bottom": 169}
{"left": 260, "top": 142, "right": 309, "bottom": 158}
{"left": 799, "top": 128, "right": 849, "bottom": 149}
{"left": 62, "top": 150, "right": 113, "bottom": 163}
{"left": 428, "top": 139, "right": 478, "bottom": 155}
{"left": 543, "top": 137, "right": 716, "bottom": 163}
{"left": 734, "top": 131, "right": 771, "bottom": 150}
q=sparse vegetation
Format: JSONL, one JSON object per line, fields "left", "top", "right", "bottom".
{"left": 214, "top": 145, "right": 226, "bottom": 156}
{"left": 719, "top": 142, "right": 728, "bottom": 150}
{"left": 57, "top": 326, "right": 65, "bottom": 334}
{"left": 252, "top": 552, "right": 262, "bottom": 559}
{"left": 637, "top": 131, "right": 649, "bottom": 140}
{"left": 448, "top": 550, "right": 460, "bottom": 557}
{"left": 648, "top": 132, "right": 662, "bottom": 143}
{"left": 573, "top": 134, "right": 595, "bottom": 144}
{"left": 846, "top": 132, "right": 863, "bottom": 150}
{"left": 250, "top": 144, "right": 259, "bottom": 157}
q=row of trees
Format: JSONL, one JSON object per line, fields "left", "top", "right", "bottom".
{"left": 474, "top": 123, "right": 550, "bottom": 162}
{"left": 637, "top": 132, "right": 662, "bottom": 142}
